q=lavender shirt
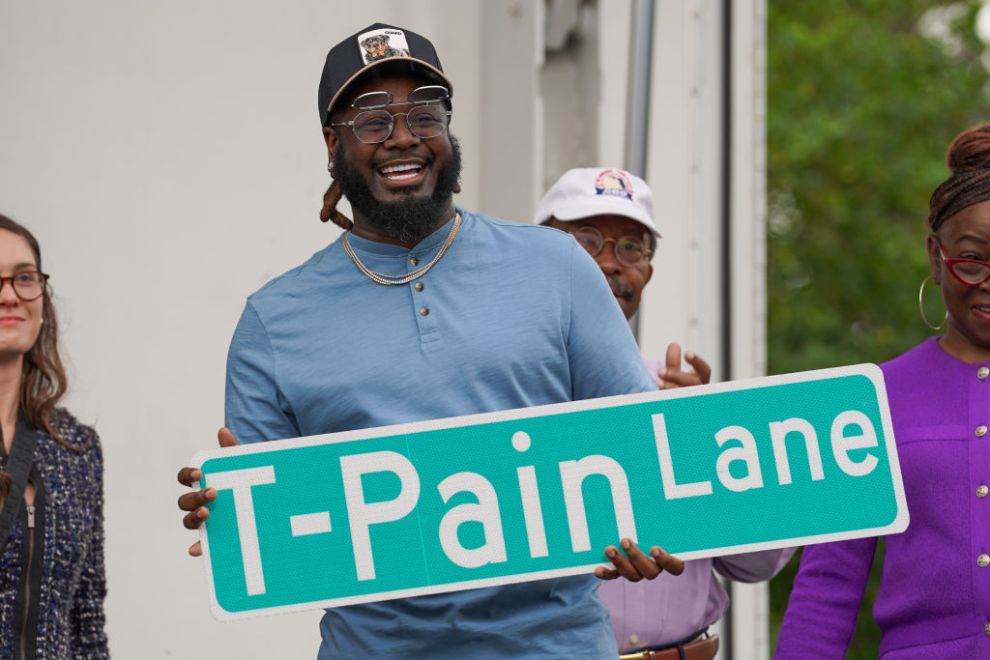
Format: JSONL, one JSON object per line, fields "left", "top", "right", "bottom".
{"left": 598, "top": 357, "right": 794, "bottom": 652}
{"left": 777, "top": 338, "right": 990, "bottom": 658}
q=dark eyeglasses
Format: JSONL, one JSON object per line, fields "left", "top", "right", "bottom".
{"left": 330, "top": 85, "right": 452, "bottom": 144}
{"left": 0, "top": 270, "right": 49, "bottom": 301}
{"left": 936, "top": 238, "right": 990, "bottom": 287}
{"left": 564, "top": 226, "right": 652, "bottom": 266}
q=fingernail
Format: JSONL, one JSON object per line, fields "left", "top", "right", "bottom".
{"left": 686, "top": 352, "right": 695, "bottom": 359}
{"left": 606, "top": 548, "right": 616, "bottom": 558}
{"left": 621, "top": 538, "right": 631, "bottom": 550}
{"left": 659, "top": 369, "right": 668, "bottom": 377}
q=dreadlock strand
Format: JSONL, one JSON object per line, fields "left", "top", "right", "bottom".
{"left": 320, "top": 180, "right": 353, "bottom": 231}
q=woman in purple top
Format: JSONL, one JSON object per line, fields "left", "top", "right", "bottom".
{"left": 776, "top": 124, "right": 990, "bottom": 657}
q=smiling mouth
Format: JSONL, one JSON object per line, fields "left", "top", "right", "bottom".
{"left": 378, "top": 162, "right": 424, "bottom": 182}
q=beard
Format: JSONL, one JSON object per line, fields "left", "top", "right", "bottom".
{"left": 333, "top": 135, "right": 462, "bottom": 245}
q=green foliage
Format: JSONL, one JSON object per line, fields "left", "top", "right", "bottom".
{"left": 767, "top": 1, "right": 990, "bottom": 656}
{"left": 768, "top": 0, "right": 990, "bottom": 373}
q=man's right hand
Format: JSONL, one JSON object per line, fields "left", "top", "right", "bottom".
{"left": 657, "top": 342, "right": 712, "bottom": 389}
{"left": 176, "top": 427, "right": 239, "bottom": 557}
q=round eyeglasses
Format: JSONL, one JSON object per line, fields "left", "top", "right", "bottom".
{"left": 0, "top": 271, "right": 49, "bottom": 301}
{"left": 332, "top": 105, "right": 451, "bottom": 144}
{"left": 330, "top": 85, "right": 452, "bottom": 144}
{"left": 565, "top": 226, "right": 652, "bottom": 266}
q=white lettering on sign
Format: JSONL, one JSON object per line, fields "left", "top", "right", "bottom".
{"left": 290, "top": 511, "right": 332, "bottom": 536}
{"left": 831, "top": 411, "right": 879, "bottom": 477}
{"left": 207, "top": 466, "right": 277, "bottom": 596}
{"left": 437, "top": 472, "right": 508, "bottom": 568}
{"left": 340, "top": 451, "right": 421, "bottom": 581}
{"left": 513, "top": 432, "right": 548, "bottom": 559}
{"left": 208, "top": 405, "right": 887, "bottom": 595}
{"left": 653, "top": 411, "right": 882, "bottom": 500}
{"left": 652, "top": 414, "right": 714, "bottom": 499}
{"left": 715, "top": 426, "right": 764, "bottom": 492}
{"left": 769, "top": 418, "right": 824, "bottom": 485}
{"left": 559, "top": 455, "right": 638, "bottom": 552}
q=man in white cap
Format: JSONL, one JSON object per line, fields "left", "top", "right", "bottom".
{"left": 535, "top": 167, "right": 709, "bottom": 387}
{"left": 535, "top": 167, "right": 794, "bottom": 660}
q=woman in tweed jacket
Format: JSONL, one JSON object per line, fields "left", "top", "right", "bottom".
{"left": 0, "top": 214, "right": 107, "bottom": 659}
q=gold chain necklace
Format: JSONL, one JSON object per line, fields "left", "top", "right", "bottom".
{"left": 341, "top": 213, "right": 461, "bottom": 286}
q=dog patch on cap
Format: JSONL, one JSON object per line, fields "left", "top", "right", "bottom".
{"left": 357, "top": 28, "right": 411, "bottom": 64}
{"left": 594, "top": 169, "right": 634, "bottom": 201}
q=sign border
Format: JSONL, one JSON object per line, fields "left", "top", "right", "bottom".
{"left": 194, "top": 363, "right": 908, "bottom": 620}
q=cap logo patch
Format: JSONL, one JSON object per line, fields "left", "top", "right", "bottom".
{"left": 357, "top": 28, "right": 411, "bottom": 65}
{"left": 594, "top": 169, "right": 634, "bottom": 201}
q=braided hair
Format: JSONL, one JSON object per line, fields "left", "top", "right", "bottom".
{"left": 928, "top": 124, "right": 990, "bottom": 232}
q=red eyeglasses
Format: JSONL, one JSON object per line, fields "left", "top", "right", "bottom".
{"left": 935, "top": 238, "right": 990, "bottom": 287}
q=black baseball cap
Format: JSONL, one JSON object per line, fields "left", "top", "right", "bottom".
{"left": 318, "top": 23, "right": 454, "bottom": 126}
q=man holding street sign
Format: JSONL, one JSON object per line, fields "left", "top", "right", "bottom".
{"left": 176, "top": 23, "right": 678, "bottom": 659}
{"left": 537, "top": 168, "right": 795, "bottom": 660}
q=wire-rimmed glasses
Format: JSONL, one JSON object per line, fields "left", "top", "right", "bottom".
{"left": 330, "top": 85, "right": 452, "bottom": 144}
{"left": 564, "top": 226, "right": 652, "bottom": 266}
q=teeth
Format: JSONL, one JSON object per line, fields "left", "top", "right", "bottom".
{"left": 380, "top": 163, "right": 421, "bottom": 174}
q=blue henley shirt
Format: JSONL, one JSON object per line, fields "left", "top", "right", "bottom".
{"left": 225, "top": 209, "right": 656, "bottom": 658}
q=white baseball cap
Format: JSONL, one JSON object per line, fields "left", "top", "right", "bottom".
{"left": 534, "top": 167, "right": 660, "bottom": 238}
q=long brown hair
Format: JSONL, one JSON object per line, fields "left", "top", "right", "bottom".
{"left": 0, "top": 214, "right": 70, "bottom": 498}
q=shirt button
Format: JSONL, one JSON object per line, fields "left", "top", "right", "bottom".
{"left": 978, "top": 425, "right": 988, "bottom": 438}
{"left": 419, "top": 307, "right": 429, "bottom": 317}
{"left": 979, "top": 554, "right": 990, "bottom": 567}
{"left": 980, "top": 366, "right": 990, "bottom": 380}
{"left": 410, "top": 257, "right": 419, "bottom": 266}
{"left": 629, "top": 634, "right": 639, "bottom": 645}
{"left": 985, "top": 622, "right": 990, "bottom": 636}
{"left": 414, "top": 282, "right": 424, "bottom": 292}
{"left": 979, "top": 485, "right": 989, "bottom": 498}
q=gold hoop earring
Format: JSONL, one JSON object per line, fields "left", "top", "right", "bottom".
{"left": 918, "top": 276, "right": 947, "bottom": 331}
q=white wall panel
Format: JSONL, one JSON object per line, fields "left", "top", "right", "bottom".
{"left": 0, "top": 0, "right": 767, "bottom": 656}
{"left": 0, "top": 2, "right": 482, "bottom": 657}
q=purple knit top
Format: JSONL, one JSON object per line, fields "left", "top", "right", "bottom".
{"left": 777, "top": 337, "right": 990, "bottom": 658}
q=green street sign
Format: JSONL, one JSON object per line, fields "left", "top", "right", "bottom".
{"left": 195, "top": 364, "right": 907, "bottom": 620}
